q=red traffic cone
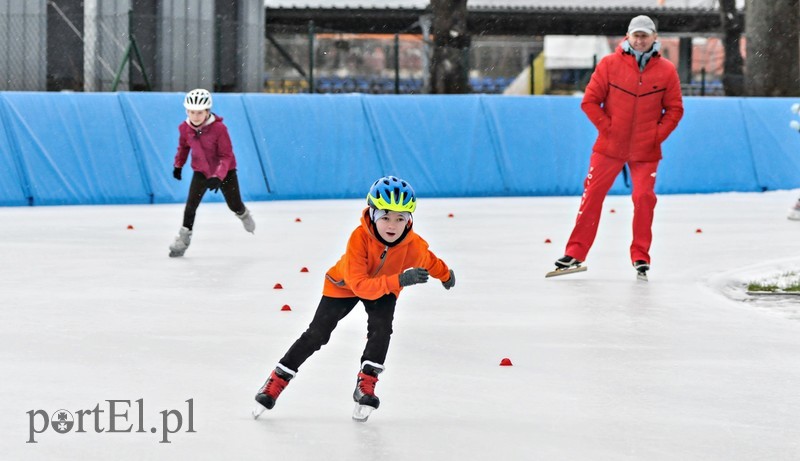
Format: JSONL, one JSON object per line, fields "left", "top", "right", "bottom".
{"left": 695, "top": 228, "right": 703, "bottom": 234}
{"left": 127, "top": 224, "right": 134, "bottom": 230}
{"left": 295, "top": 218, "right": 302, "bottom": 222}
{"left": 448, "top": 213, "right": 454, "bottom": 218}
{"left": 544, "top": 238, "right": 552, "bottom": 244}
{"left": 610, "top": 209, "right": 616, "bottom": 213}
{"left": 281, "top": 305, "right": 292, "bottom": 311}
{"left": 499, "top": 358, "right": 513, "bottom": 366}
{"left": 273, "top": 283, "right": 283, "bottom": 289}
{"left": 300, "top": 267, "right": 309, "bottom": 273}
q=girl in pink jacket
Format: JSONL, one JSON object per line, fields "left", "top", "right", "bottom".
{"left": 168, "top": 89, "right": 255, "bottom": 257}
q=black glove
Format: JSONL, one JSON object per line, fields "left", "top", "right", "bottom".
{"left": 442, "top": 269, "right": 456, "bottom": 290}
{"left": 399, "top": 268, "right": 429, "bottom": 287}
{"left": 173, "top": 167, "right": 182, "bottom": 180}
{"left": 206, "top": 177, "right": 222, "bottom": 193}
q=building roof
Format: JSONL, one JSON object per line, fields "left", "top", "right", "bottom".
{"left": 265, "top": 0, "right": 744, "bottom": 9}
{"left": 266, "top": 2, "right": 741, "bottom": 36}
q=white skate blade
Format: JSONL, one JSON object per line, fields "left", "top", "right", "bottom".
{"left": 352, "top": 404, "right": 375, "bottom": 422}
{"left": 252, "top": 404, "right": 268, "bottom": 420}
{"left": 637, "top": 272, "right": 648, "bottom": 282}
{"left": 545, "top": 265, "right": 587, "bottom": 278}
{"left": 168, "top": 250, "right": 185, "bottom": 258}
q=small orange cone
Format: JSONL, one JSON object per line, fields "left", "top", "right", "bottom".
{"left": 127, "top": 224, "right": 134, "bottom": 230}
{"left": 499, "top": 358, "right": 513, "bottom": 366}
{"left": 695, "top": 228, "right": 703, "bottom": 234}
{"left": 544, "top": 238, "right": 552, "bottom": 244}
{"left": 281, "top": 304, "right": 292, "bottom": 311}
{"left": 273, "top": 283, "right": 283, "bottom": 289}
{"left": 300, "top": 267, "right": 309, "bottom": 273}
{"left": 295, "top": 218, "right": 302, "bottom": 222}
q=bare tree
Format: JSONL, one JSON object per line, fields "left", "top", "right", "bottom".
{"left": 719, "top": 0, "right": 744, "bottom": 96}
{"left": 429, "top": 0, "right": 470, "bottom": 94}
{"left": 744, "top": 0, "right": 800, "bottom": 96}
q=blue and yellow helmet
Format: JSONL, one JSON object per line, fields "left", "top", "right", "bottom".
{"left": 366, "top": 176, "right": 416, "bottom": 213}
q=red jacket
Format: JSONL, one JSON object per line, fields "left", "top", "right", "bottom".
{"left": 323, "top": 208, "right": 451, "bottom": 300}
{"left": 581, "top": 44, "right": 684, "bottom": 162}
{"left": 174, "top": 114, "right": 237, "bottom": 180}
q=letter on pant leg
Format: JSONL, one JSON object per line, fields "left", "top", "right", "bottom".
{"left": 628, "top": 161, "right": 659, "bottom": 263}
{"left": 565, "top": 153, "right": 626, "bottom": 261}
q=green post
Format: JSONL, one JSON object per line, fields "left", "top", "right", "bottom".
{"left": 112, "top": 9, "right": 151, "bottom": 91}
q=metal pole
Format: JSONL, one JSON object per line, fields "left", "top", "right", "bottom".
{"left": 308, "top": 20, "right": 315, "bottom": 93}
{"left": 394, "top": 34, "right": 400, "bottom": 94}
{"left": 701, "top": 67, "right": 706, "bottom": 96}
{"left": 528, "top": 53, "right": 535, "bottom": 95}
{"left": 214, "top": 15, "right": 222, "bottom": 91}
{"left": 419, "top": 14, "right": 431, "bottom": 94}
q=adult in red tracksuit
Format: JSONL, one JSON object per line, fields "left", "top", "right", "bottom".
{"left": 554, "top": 15, "right": 684, "bottom": 276}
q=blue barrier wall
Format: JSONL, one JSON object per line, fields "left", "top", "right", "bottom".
{"left": 1, "top": 92, "right": 799, "bottom": 206}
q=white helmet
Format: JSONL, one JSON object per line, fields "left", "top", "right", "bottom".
{"left": 183, "top": 88, "right": 212, "bottom": 110}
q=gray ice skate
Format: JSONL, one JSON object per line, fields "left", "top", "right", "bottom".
{"left": 237, "top": 208, "right": 255, "bottom": 233}
{"left": 168, "top": 227, "right": 192, "bottom": 257}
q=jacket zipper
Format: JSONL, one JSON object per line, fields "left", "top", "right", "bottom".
{"left": 626, "top": 61, "right": 644, "bottom": 156}
{"left": 371, "top": 246, "right": 388, "bottom": 277}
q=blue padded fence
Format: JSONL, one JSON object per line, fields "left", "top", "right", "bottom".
{"left": 1, "top": 92, "right": 799, "bottom": 206}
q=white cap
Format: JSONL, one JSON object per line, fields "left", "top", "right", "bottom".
{"left": 628, "top": 15, "right": 657, "bottom": 35}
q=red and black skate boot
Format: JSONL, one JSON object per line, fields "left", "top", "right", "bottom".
{"left": 253, "top": 364, "right": 296, "bottom": 419}
{"left": 352, "top": 361, "right": 384, "bottom": 422}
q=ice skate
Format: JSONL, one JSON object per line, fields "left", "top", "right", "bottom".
{"left": 253, "top": 364, "right": 296, "bottom": 419}
{"left": 546, "top": 255, "right": 587, "bottom": 278}
{"left": 168, "top": 227, "right": 192, "bottom": 257}
{"left": 352, "top": 361, "right": 384, "bottom": 422}
{"left": 237, "top": 208, "right": 255, "bottom": 233}
{"left": 633, "top": 260, "right": 649, "bottom": 282}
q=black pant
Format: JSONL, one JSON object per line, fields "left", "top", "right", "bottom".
{"left": 279, "top": 294, "right": 397, "bottom": 372}
{"left": 182, "top": 170, "right": 246, "bottom": 229}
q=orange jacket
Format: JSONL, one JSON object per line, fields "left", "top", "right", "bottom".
{"left": 323, "top": 208, "right": 451, "bottom": 300}
{"left": 582, "top": 44, "right": 684, "bottom": 162}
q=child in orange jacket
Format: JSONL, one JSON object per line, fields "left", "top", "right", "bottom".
{"left": 253, "top": 176, "right": 455, "bottom": 422}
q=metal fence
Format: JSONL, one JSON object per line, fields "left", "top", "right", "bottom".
{"left": 264, "top": 28, "right": 542, "bottom": 95}
{"left": 1, "top": 3, "right": 256, "bottom": 93}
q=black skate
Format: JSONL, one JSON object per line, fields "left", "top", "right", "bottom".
{"left": 633, "top": 260, "right": 649, "bottom": 282}
{"left": 546, "top": 255, "right": 587, "bottom": 278}
{"left": 253, "top": 365, "right": 295, "bottom": 419}
{"left": 352, "top": 361, "right": 384, "bottom": 422}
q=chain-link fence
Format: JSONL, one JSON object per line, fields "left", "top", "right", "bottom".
{"left": 264, "top": 28, "right": 542, "bottom": 95}
{"left": 1, "top": 10, "right": 47, "bottom": 91}
{"left": 2, "top": 2, "right": 256, "bottom": 93}
{"left": 2, "top": 3, "right": 731, "bottom": 95}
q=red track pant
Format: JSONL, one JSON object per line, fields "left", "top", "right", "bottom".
{"left": 564, "top": 152, "right": 659, "bottom": 264}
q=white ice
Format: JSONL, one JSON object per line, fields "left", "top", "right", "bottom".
{"left": 3, "top": 190, "right": 800, "bottom": 460}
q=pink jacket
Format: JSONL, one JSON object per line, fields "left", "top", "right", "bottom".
{"left": 582, "top": 45, "right": 684, "bottom": 162}
{"left": 173, "top": 114, "right": 237, "bottom": 180}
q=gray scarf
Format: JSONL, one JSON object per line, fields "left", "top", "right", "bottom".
{"left": 622, "top": 40, "right": 661, "bottom": 71}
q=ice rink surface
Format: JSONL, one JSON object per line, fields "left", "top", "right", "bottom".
{"left": 2, "top": 190, "right": 800, "bottom": 460}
